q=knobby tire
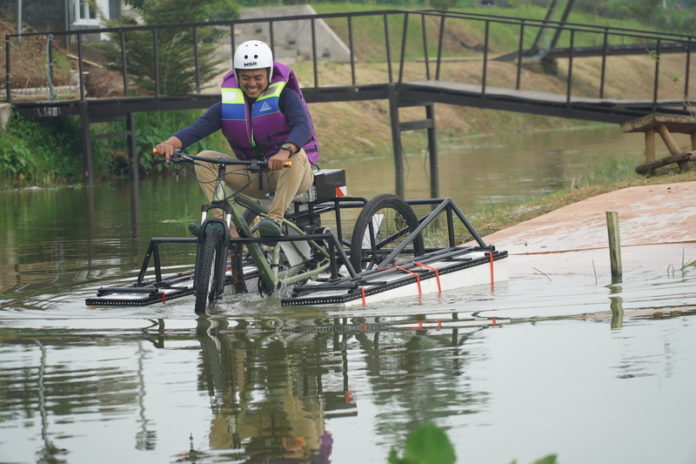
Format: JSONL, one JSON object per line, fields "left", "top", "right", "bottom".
{"left": 194, "top": 226, "right": 225, "bottom": 315}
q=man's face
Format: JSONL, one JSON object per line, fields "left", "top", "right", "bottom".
{"left": 238, "top": 68, "right": 269, "bottom": 99}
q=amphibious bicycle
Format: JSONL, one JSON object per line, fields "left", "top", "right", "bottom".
{"left": 85, "top": 151, "right": 508, "bottom": 311}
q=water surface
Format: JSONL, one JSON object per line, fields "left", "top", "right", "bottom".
{"left": 1, "top": 127, "right": 695, "bottom": 464}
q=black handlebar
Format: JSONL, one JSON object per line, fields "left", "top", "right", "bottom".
{"left": 169, "top": 149, "right": 296, "bottom": 173}
{"left": 171, "top": 149, "right": 271, "bottom": 172}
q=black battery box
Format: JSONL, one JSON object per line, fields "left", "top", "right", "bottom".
{"left": 313, "top": 169, "right": 347, "bottom": 201}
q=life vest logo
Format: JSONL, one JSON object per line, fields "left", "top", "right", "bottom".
{"left": 259, "top": 101, "right": 272, "bottom": 113}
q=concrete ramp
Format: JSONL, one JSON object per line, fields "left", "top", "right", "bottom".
{"left": 481, "top": 182, "right": 696, "bottom": 278}
{"left": 238, "top": 5, "right": 351, "bottom": 63}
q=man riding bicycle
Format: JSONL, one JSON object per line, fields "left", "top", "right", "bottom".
{"left": 154, "top": 39, "right": 320, "bottom": 238}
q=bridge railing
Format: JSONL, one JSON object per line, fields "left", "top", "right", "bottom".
{"left": 3, "top": 9, "right": 694, "bottom": 109}
{"left": 424, "top": 9, "right": 693, "bottom": 106}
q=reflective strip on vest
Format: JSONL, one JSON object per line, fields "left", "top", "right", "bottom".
{"left": 251, "top": 82, "right": 283, "bottom": 118}
{"left": 221, "top": 88, "right": 245, "bottom": 120}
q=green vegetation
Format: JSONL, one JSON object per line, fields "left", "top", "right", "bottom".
{"left": 0, "top": 108, "right": 234, "bottom": 185}
{"left": 389, "top": 423, "right": 456, "bottom": 464}
{"left": 0, "top": 113, "right": 82, "bottom": 186}
{"left": 389, "top": 422, "right": 558, "bottom": 464}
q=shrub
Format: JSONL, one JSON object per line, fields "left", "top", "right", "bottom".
{"left": 0, "top": 114, "right": 82, "bottom": 185}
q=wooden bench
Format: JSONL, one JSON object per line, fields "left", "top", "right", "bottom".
{"left": 621, "top": 113, "right": 696, "bottom": 175}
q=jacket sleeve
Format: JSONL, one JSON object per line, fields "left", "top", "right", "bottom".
{"left": 173, "top": 102, "right": 223, "bottom": 148}
{"left": 279, "top": 88, "right": 312, "bottom": 149}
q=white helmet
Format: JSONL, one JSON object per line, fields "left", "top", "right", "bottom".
{"left": 234, "top": 40, "right": 273, "bottom": 71}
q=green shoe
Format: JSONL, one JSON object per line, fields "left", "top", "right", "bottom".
{"left": 188, "top": 223, "right": 202, "bottom": 237}
{"left": 188, "top": 222, "right": 224, "bottom": 237}
{"left": 258, "top": 218, "right": 281, "bottom": 238}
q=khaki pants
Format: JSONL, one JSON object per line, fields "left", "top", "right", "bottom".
{"left": 193, "top": 149, "right": 314, "bottom": 222}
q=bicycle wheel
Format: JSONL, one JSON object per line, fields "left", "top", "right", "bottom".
{"left": 349, "top": 193, "right": 424, "bottom": 272}
{"left": 194, "top": 225, "right": 225, "bottom": 315}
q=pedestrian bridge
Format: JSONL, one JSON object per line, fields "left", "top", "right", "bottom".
{"left": 4, "top": 9, "right": 695, "bottom": 191}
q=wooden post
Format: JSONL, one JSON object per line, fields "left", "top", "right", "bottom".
{"left": 606, "top": 211, "right": 622, "bottom": 283}
{"left": 644, "top": 129, "right": 655, "bottom": 162}
{"left": 657, "top": 124, "right": 681, "bottom": 154}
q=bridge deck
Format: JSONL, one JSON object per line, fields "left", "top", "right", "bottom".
{"left": 14, "top": 80, "right": 692, "bottom": 126}
{"left": 400, "top": 80, "right": 691, "bottom": 124}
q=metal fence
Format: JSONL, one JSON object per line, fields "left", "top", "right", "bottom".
{"left": 4, "top": 8, "right": 694, "bottom": 108}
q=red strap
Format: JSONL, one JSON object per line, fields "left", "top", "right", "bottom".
{"left": 377, "top": 266, "right": 422, "bottom": 295}
{"left": 360, "top": 286, "right": 366, "bottom": 306}
{"left": 487, "top": 252, "right": 495, "bottom": 293}
{"left": 160, "top": 291, "right": 167, "bottom": 304}
{"left": 397, "top": 261, "right": 441, "bottom": 294}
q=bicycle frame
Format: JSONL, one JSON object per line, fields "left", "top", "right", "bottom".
{"left": 177, "top": 151, "right": 351, "bottom": 296}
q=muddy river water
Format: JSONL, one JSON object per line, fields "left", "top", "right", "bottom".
{"left": 1, "top": 127, "right": 695, "bottom": 463}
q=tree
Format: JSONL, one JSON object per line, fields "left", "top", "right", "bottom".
{"left": 95, "top": 0, "right": 239, "bottom": 95}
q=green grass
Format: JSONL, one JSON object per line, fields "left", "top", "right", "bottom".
{"left": 312, "top": 2, "right": 670, "bottom": 63}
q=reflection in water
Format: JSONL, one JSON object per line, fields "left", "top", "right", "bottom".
{"left": 35, "top": 340, "right": 68, "bottom": 464}
{"left": 135, "top": 341, "right": 157, "bottom": 451}
{"left": 197, "top": 321, "right": 333, "bottom": 462}
{"left": 0, "top": 308, "right": 695, "bottom": 463}
{"left": 188, "top": 314, "right": 490, "bottom": 463}
{"left": 608, "top": 283, "right": 625, "bottom": 329}
{"left": 0, "top": 314, "right": 488, "bottom": 462}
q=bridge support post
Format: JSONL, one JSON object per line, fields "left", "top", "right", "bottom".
{"left": 425, "top": 103, "right": 439, "bottom": 199}
{"left": 79, "top": 100, "right": 94, "bottom": 186}
{"left": 388, "top": 84, "right": 439, "bottom": 199}
{"left": 388, "top": 84, "right": 405, "bottom": 198}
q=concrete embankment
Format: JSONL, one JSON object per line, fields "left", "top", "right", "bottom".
{"left": 482, "top": 182, "right": 696, "bottom": 278}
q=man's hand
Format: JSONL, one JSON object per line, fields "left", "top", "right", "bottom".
{"left": 154, "top": 137, "right": 183, "bottom": 162}
{"left": 268, "top": 149, "right": 292, "bottom": 170}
